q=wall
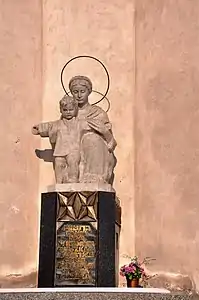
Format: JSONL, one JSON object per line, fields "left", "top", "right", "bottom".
{"left": 0, "top": 0, "right": 42, "bottom": 283}
{"left": 0, "top": 0, "right": 135, "bottom": 287}
{"left": 135, "top": 0, "right": 199, "bottom": 290}
{"left": 1, "top": 0, "right": 199, "bottom": 291}
{"left": 41, "top": 0, "right": 136, "bottom": 271}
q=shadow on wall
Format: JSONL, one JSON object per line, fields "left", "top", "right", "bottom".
{"left": 35, "top": 149, "right": 54, "bottom": 163}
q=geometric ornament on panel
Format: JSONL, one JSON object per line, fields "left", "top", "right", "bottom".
{"left": 57, "top": 192, "right": 98, "bottom": 222}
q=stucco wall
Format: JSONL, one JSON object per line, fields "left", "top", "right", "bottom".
{"left": 0, "top": 0, "right": 199, "bottom": 291}
{"left": 0, "top": 0, "right": 42, "bottom": 280}
{"left": 41, "top": 0, "right": 135, "bottom": 269}
{"left": 135, "top": 0, "right": 199, "bottom": 290}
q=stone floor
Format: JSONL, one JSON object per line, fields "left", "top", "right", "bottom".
{"left": 0, "top": 288, "right": 198, "bottom": 300}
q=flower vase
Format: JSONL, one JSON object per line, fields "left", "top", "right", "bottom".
{"left": 126, "top": 277, "right": 139, "bottom": 287}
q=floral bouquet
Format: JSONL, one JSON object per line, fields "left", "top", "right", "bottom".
{"left": 120, "top": 256, "right": 146, "bottom": 280}
{"left": 120, "top": 255, "right": 155, "bottom": 286}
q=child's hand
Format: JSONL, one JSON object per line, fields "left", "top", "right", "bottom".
{"left": 32, "top": 125, "right": 39, "bottom": 135}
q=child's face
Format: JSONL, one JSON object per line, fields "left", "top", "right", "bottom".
{"left": 61, "top": 103, "right": 77, "bottom": 120}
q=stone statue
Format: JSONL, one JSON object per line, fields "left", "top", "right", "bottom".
{"left": 69, "top": 76, "right": 117, "bottom": 184}
{"left": 32, "top": 75, "right": 117, "bottom": 185}
{"left": 32, "top": 96, "right": 80, "bottom": 183}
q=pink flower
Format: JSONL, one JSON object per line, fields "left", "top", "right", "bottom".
{"left": 129, "top": 262, "right": 137, "bottom": 269}
{"left": 124, "top": 266, "right": 131, "bottom": 273}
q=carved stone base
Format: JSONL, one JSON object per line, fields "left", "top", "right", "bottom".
{"left": 46, "top": 183, "right": 115, "bottom": 193}
{"left": 38, "top": 190, "right": 121, "bottom": 287}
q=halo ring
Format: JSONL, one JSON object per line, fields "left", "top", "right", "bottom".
{"left": 60, "top": 55, "right": 110, "bottom": 106}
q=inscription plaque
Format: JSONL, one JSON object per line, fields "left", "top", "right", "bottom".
{"left": 55, "top": 222, "right": 97, "bottom": 286}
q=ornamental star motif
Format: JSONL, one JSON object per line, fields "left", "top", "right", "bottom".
{"left": 57, "top": 192, "right": 98, "bottom": 222}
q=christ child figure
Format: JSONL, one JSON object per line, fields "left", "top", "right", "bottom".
{"left": 32, "top": 95, "right": 80, "bottom": 183}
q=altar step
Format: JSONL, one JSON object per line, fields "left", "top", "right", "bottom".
{"left": 0, "top": 288, "right": 198, "bottom": 300}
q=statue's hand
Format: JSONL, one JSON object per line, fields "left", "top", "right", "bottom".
{"left": 32, "top": 125, "right": 39, "bottom": 135}
{"left": 87, "top": 119, "right": 107, "bottom": 134}
{"left": 107, "top": 138, "right": 117, "bottom": 152}
{"left": 81, "top": 120, "right": 91, "bottom": 131}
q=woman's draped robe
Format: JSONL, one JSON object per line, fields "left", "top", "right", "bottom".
{"left": 78, "top": 104, "right": 116, "bottom": 184}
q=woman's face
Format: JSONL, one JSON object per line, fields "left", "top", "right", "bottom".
{"left": 71, "top": 84, "right": 90, "bottom": 107}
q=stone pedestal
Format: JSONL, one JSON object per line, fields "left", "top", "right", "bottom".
{"left": 38, "top": 186, "right": 121, "bottom": 287}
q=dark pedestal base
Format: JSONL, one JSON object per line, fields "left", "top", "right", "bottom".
{"left": 38, "top": 191, "right": 121, "bottom": 287}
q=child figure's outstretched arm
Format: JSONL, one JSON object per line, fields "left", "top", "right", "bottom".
{"left": 32, "top": 122, "right": 53, "bottom": 137}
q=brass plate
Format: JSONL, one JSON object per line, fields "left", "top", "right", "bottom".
{"left": 55, "top": 222, "right": 97, "bottom": 286}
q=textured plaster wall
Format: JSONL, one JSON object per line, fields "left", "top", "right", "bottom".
{"left": 40, "top": 0, "right": 136, "bottom": 271}
{"left": 135, "top": 0, "right": 199, "bottom": 290}
{"left": 0, "top": 0, "right": 199, "bottom": 291}
{"left": 0, "top": 0, "right": 42, "bottom": 279}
